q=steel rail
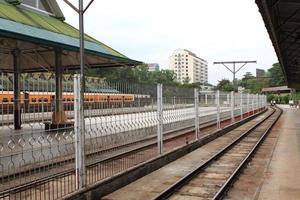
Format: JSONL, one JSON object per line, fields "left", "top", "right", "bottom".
{"left": 212, "top": 106, "right": 282, "bottom": 200}
{"left": 152, "top": 107, "right": 277, "bottom": 200}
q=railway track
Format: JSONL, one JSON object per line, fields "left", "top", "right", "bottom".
{"left": 0, "top": 109, "right": 261, "bottom": 199}
{"left": 152, "top": 106, "right": 281, "bottom": 200}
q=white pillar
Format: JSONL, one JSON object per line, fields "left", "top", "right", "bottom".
{"left": 194, "top": 88, "right": 199, "bottom": 140}
{"left": 252, "top": 94, "right": 254, "bottom": 114}
{"left": 247, "top": 93, "right": 250, "bottom": 116}
{"left": 216, "top": 90, "right": 220, "bottom": 129}
{"left": 256, "top": 94, "right": 259, "bottom": 111}
{"left": 74, "top": 74, "right": 86, "bottom": 189}
{"left": 157, "top": 83, "right": 163, "bottom": 155}
{"left": 240, "top": 91, "right": 243, "bottom": 120}
{"left": 231, "top": 91, "right": 235, "bottom": 123}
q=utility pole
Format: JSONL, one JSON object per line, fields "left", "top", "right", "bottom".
{"left": 63, "top": 0, "right": 95, "bottom": 190}
{"left": 213, "top": 61, "right": 257, "bottom": 92}
{"left": 213, "top": 61, "right": 256, "bottom": 118}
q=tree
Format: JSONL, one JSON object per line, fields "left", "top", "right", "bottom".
{"left": 182, "top": 77, "right": 191, "bottom": 85}
{"left": 86, "top": 63, "right": 209, "bottom": 88}
{"left": 240, "top": 72, "right": 255, "bottom": 88}
{"left": 267, "top": 63, "right": 285, "bottom": 86}
{"left": 216, "top": 79, "right": 234, "bottom": 91}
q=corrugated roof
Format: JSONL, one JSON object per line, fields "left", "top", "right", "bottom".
{"left": 0, "top": 1, "right": 126, "bottom": 58}
{"left": 261, "top": 86, "right": 291, "bottom": 93}
{"left": 256, "top": 0, "right": 300, "bottom": 88}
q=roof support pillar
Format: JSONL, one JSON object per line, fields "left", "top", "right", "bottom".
{"left": 52, "top": 49, "right": 67, "bottom": 125}
{"left": 13, "top": 49, "right": 21, "bottom": 130}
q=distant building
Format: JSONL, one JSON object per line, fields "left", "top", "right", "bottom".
{"left": 148, "top": 63, "right": 160, "bottom": 72}
{"left": 169, "top": 49, "right": 208, "bottom": 83}
{"left": 256, "top": 69, "right": 265, "bottom": 78}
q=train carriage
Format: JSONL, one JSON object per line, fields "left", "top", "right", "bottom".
{"left": 0, "top": 91, "right": 135, "bottom": 114}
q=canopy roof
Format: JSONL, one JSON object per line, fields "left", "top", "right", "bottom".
{"left": 0, "top": 0, "right": 141, "bottom": 73}
{"left": 261, "top": 86, "right": 292, "bottom": 93}
{"left": 256, "top": 0, "right": 300, "bottom": 88}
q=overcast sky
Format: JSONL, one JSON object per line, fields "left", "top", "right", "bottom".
{"left": 58, "top": 0, "right": 278, "bottom": 85}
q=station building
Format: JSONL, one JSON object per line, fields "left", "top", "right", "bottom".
{"left": 0, "top": 0, "right": 141, "bottom": 129}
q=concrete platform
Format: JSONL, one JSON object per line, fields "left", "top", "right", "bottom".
{"left": 257, "top": 105, "right": 300, "bottom": 200}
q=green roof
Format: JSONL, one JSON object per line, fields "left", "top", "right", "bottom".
{"left": 0, "top": 1, "right": 139, "bottom": 63}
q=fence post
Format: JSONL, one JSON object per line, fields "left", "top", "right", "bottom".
{"left": 258, "top": 95, "right": 261, "bottom": 111}
{"left": 173, "top": 96, "right": 176, "bottom": 109}
{"left": 240, "top": 91, "right": 243, "bottom": 120}
{"left": 231, "top": 91, "right": 235, "bottom": 123}
{"left": 216, "top": 90, "right": 221, "bottom": 129}
{"left": 194, "top": 88, "right": 199, "bottom": 140}
{"left": 264, "top": 95, "right": 267, "bottom": 108}
{"left": 247, "top": 93, "right": 250, "bottom": 116}
{"left": 227, "top": 93, "right": 230, "bottom": 106}
{"left": 256, "top": 93, "right": 259, "bottom": 111}
{"left": 74, "top": 74, "right": 86, "bottom": 189}
{"left": 157, "top": 83, "right": 163, "bottom": 155}
{"left": 251, "top": 94, "right": 254, "bottom": 115}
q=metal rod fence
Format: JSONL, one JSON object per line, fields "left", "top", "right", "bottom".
{"left": 0, "top": 73, "right": 268, "bottom": 199}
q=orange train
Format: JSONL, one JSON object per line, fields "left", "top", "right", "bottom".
{"left": 0, "top": 91, "right": 135, "bottom": 114}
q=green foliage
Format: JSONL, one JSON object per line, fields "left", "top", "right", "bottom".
{"left": 225, "top": 62, "right": 286, "bottom": 94}
{"left": 266, "top": 93, "right": 300, "bottom": 104}
{"left": 215, "top": 79, "right": 233, "bottom": 91}
{"left": 267, "top": 63, "right": 285, "bottom": 87}
{"left": 88, "top": 64, "right": 184, "bottom": 86}
{"left": 283, "top": 95, "right": 290, "bottom": 104}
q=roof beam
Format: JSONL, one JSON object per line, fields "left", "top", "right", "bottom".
{"left": 280, "top": 0, "right": 300, "bottom": 4}
{"left": 276, "top": 7, "right": 300, "bottom": 30}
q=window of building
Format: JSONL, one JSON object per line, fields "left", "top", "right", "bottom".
{"left": 22, "top": 0, "right": 53, "bottom": 14}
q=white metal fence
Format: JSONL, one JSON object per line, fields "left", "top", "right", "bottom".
{"left": 0, "top": 73, "right": 267, "bottom": 199}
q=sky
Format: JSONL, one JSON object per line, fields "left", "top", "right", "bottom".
{"left": 58, "top": 0, "right": 278, "bottom": 85}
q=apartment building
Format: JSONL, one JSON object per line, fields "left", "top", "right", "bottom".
{"left": 169, "top": 49, "right": 208, "bottom": 83}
